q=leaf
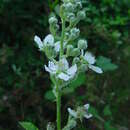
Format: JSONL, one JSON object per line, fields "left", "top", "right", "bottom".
{"left": 69, "top": 73, "right": 86, "bottom": 89}
{"left": 19, "top": 122, "right": 39, "bottom": 130}
{"left": 63, "top": 73, "right": 86, "bottom": 94}
{"left": 88, "top": 106, "right": 99, "bottom": 118}
{"left": 44, "top": 90, "right": 55, "bottom": 101}
{"left": 104, "top": 122, "right": 117, "bottom": 130}
{"left": 96, "top": 56, "right": 118, "bottom": 71}
{"left": 103, "top": 105, "right": 112, "bottom": 116}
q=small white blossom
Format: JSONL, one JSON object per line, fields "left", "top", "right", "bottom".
{"left": 45, "top": 58, "right": 77, "bottom": 81}
{"left": 68, "top": 103, "right": 92, "bottom": 119}
{"left": 83, "top": 52, "right": 103, "bottom": 74}
{"left": 58, "top": 64, "right": 77, "bottom": 81}
{"left": 34, "top": 35, "right": 43, "bottom": 50}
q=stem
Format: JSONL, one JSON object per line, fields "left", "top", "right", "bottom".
{"left": 56, "top": 85, "right": 61, "bottom": 130}
{"left": 60, "top": 18, "right": 65, "bottom": 58}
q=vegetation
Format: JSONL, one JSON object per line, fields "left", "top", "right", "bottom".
{"left": 0, "top": 0, "right": 130, "bottom": 130}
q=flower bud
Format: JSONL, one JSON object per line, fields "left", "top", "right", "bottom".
{"left": 73, "top": 57, "right": 80, "bottom": 65}
{"left": 66, "top": 13, "right": 76, "bottom": 22}
{"left": 62, "top": 0, "right": 70, "bottom": 3}
{"left": 75, "top": 1, "right": 82, "bottom": 9}
{"left": 71, "top": 48, "right": 80, "bottom": 57}
{"left": 63, "top": 3, "right": 74, "bottom": 12}
{"left": 67, "top": 45, "right": 74, "bottom": 56}
{"left": 70, "top": 28, "right": 80, "bottom": 40}
{"left": 77, "top": 11, "right": 86, "bottom": 20}
{"left": 49, "top": 16, "right": 58, "bottom": 25}
{"left": 78, "top": 39, "right": 88, "bottom": 49}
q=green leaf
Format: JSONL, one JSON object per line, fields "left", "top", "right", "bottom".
{"left": 19, "top": 122, "right": 39, "bottom": 130}
{"left": 88, "top": 106, "right": 99, "bottom": 118}
{"left": 63, "top": 73, "right": 86, "bottom": 94}
{"left": 96, "top": 56, "right": 118, "bottom": 71}
{"left": 103, "top": 105, "right": 112, "bottom": 116}
{"left": 104, "top": 122, "right": 117, "bottom": 130}
{"left": 69, "top": 73, "right": 86, "bottom": 89}
{"left": 44, "top": 90, "right": 55, "bottom": 101}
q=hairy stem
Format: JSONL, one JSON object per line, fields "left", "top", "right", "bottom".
{"left": 60, "top": 18, "right": 65, "bottom": 58}
{"left": 56, "top": 85, "right": 61, "bottom": 130}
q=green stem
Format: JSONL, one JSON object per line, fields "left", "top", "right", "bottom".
{"left": 60, "top": 18, "right": 65, "bottom": 58}
{"left": 56, "top": 85, "right": 61, "bottom": 130}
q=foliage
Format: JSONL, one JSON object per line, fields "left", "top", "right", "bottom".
{"left": 0, "top": 0, "right": 130, "bottom": 130}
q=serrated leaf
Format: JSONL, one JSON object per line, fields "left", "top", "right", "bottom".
{"left": 96, "top": 56, "right": 118, "bottom": 71}
{"left": 19, "top": 122, "right": 39, "bottom": 130}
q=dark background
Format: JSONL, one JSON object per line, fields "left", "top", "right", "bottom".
{"left": 0, "top": 0, "right": 130, "bottom": 130}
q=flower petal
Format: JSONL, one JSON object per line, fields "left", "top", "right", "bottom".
{"left": 67, "top": 64, "right": 77, "bottom": 77}
{"left": 60, "top": 58, "right": 69, "bottom": 70}
{"left": 89, "top": 65, "right": 103, "bottom": 74}
{"left": 34, "top": 35, "right": 43, "bottom": 50}
{"left": 44, "top": 65, "right": 52, "bottom": 73}
{"left": 84, "top": 104, "right": 90, "bottom": 110}
{"left": 54, "top": 41, "right": 60, "bottom": 52}
{"left": 44, "top": 34, "right": 54, "bottom": 45}
{"left": 48, "top": 61, "right": 58, "bottom": 72}
{"left": 84, "top": 52, "right": 95, "bottom": 64}
{"left": 67, "top": 108, "right": 77, "bottom": 118}
{"left": 84, "top": 113, "right": 93, "bottom": 119}
{"left": 58, "top": 72, "right": 70, "bottom": 81}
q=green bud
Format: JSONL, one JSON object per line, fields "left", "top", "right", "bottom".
{"left": 49, "top": 16, "right": 58, "bottom": 25}
{"left": 66, "top": 13, "right": 76, "bottom": 22}
{"left": 62, "top": 0, "right": 70, "bottom": 3}
{"left": 78, "top": 39, "right": 87, "bottom": 49}
{"left": 75, "top": 1, "right": 82, "bottom": 9}
{"left": 77, "top": 11, "right": 86, "bottom": 20}
{"left": 73, "top": 57, "right": 80, "bottom": 65}
{"left": 71, "top": 48, "right": 80, "bottom": 57}
{"left": 67, "top": 45, "right": 74, "bottom": 56}
{"left": 70, "top": 28, "right": 80, "bottom": 40}
{"left": 63, "top": 3, "right": 74, "bottom": 12}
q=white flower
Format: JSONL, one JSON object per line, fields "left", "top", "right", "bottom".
{"left": 68, "top": 103, "right": 93, "bottom": 119}
{"left": 34, "top": 34, "right": 54, "bottom": 50}
{"left": 58, "top": 64, "right": 77, "bottom": 81}
{"left": 83, "top": 52, "right": 103, "bottom": 74}
{"left": 34, "top": 35, "right": 43, "bottom": 50}
{"left": 45, "top": 58, "right": 77, "bottom": 81}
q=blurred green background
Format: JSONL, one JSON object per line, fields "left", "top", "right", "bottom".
{"left": 0, "top": 0, "right": 130, "bottom": 130}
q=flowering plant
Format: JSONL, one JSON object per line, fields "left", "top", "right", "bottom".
{"left": 34, "top": 0, "right": 103, "bottom": 129}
